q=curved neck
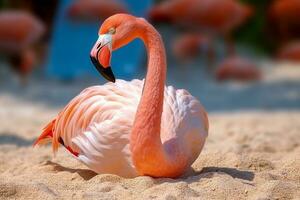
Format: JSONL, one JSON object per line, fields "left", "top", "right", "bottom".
{"left": 130, "top": 20, "right": 186, "bottom": 177}
{"left": 136, "top": 21, "right": 166, "bottom": 136}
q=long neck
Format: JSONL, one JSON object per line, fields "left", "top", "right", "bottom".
{"left": 130, "top": 20, "right": 187, "bottom": 177}
{"left": 135, "top": 21, "right": 166, "bottom": 139}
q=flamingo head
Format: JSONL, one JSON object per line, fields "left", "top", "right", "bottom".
{"left": 90, "top": 14, "right": 140, "bottom": 82}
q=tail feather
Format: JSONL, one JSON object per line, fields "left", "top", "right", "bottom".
{"left": 34, "top": 118, "right": 76, "bottom": 156}
{"left": 33, "top": 119, "right": 55, "bottom": 147}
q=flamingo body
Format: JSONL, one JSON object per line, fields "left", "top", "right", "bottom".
{"left": 36, "top": 79, "right": 208, "bottom": 177}
{"left": 0, "top": 11, "right": 45, "bottom": 81}
{"left": 35, "top": 14, "right": 208, "bottom": 178}
{"left": 269, "top": 0, "right": 300, "bottom": 42}
{"left": 0, "top": 11, "right": 44, "bottom": 52}
{"left": 149, "top": 0, "right": 252, "bottom": 34}
{"left": 269, "top": 0, "right": 300, "bottom": 25}
{"left": 68, "top": 0, "right": 127, "bottom": 21}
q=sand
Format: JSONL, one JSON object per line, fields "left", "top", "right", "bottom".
{"left": 0, "top": 62, "right": 300, "bottom": 199}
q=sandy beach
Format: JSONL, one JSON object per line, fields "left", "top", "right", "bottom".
{"left": 0, "top": 63, "right": 299, "bottom": 199}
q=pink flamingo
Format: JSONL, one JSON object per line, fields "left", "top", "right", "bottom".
{"left": 34, "top": 14, "right": 209, "bottom": 178}
{"left": 149, "top": 0, "right": 252, "bottom": 33}
{"left": 67, "top": 0, "right": 127, "bottom": 21}
{"left": 149, "top": 0, "right": 253, "bottom": 56}
{"left": 268, "top": 0, "right": 300, "bottom": 44}
{"left": 0, "top": 11, "right": 45, "bottom": 83}
{"left": 215, "top": 57, "right": 261, "bottom": 82}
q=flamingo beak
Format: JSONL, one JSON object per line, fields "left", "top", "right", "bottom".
{"left": 90, "top": 34, "right": 115, "bottom": 83}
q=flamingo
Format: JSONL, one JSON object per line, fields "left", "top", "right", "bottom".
{"left": 0, "top": 11, "right": 45, "bottom": 83}
{"left": 215, "top": 56, "right": 261, "bottom": 81}
{"left": 34, "top": 14, "right": 209, "bottom": 178}
{"left": 277, "top": 42, "right": 300, "bottom": 62}
{"left": 149, "top": 0, "right": 252, "bottom": 33}
{"left": 67, "top": 0, "right": 128, "bottom": 21}
{"left": 268, "top": 0, "right": 300, "bottom": 43}
{"left": 149, "top": 0, "right": 253, "bottom": 56}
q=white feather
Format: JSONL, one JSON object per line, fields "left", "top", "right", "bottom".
{"left": 54, "top": 79, "right": 208, "bottom": 177}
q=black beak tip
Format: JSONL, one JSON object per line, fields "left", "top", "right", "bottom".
{"left": 101, "top": 67, "right": 116, "bottom": 83}
{"left": 90, "top": 56, "right": 116, "bottom": 83}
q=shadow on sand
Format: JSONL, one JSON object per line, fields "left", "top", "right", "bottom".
{"left": 44, "top": 161, "right": 97, "bottom": 181}
{"left": 156, "top": 167, "right": 255, "bottom": 184}
{"left": 42, "top": 161, "right": 254, "bottom": 183}
{"left": 199, "top": 167, "right": 254, "bottom": 181}
{"left": 0, "top": 133, "right": 35, "bottom": 146}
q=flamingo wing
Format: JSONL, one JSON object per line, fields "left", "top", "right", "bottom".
{"left": 160, "top": 86, "right": 209, "bottom": 165}
{"left": 52, "top": 79, "right": 142, "bottom": 177}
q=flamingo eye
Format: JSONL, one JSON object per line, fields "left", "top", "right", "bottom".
{"left": 108, "top": 27, "right": 116, "bottom": 34}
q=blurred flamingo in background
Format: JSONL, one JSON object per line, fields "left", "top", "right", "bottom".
{"left": 149, "top": 0, "right": 253, "bottom": 56}
{"left": 269, "top": 0, "right": 300, "bottom": 63}
{"left": 0, "top": 11, "right": 45, "bottom": 84}
{"left": 67, "top": 0, "right": 128, "bottom": 21}
{"left": 277, "top": 41, "right": 300, "bottom": 62}
{"left": 215, "top": 56, "right": 261, "bottom": 82}
{"left": 269, "top": 0, "right": 300, "bottom": 44}
{"left": 34, "top": 14, "right": 208, "bottom": 178}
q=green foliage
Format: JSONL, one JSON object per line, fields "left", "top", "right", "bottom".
{"left": 0, "top": 0, "right": 9, "bottom": 9}
{"left": 234, "top": 0, "right": 275, "bottom": 55}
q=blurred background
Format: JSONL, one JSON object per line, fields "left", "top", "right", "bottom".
{"left": 0, "top": 1, "right": 299, "bottom": 198}
{"left": 0, "top": 0, "right": 299, "bottom": 114}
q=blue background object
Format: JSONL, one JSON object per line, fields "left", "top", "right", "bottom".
{"left": 46, "top": 0, "right": 153, "bottom": 80}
